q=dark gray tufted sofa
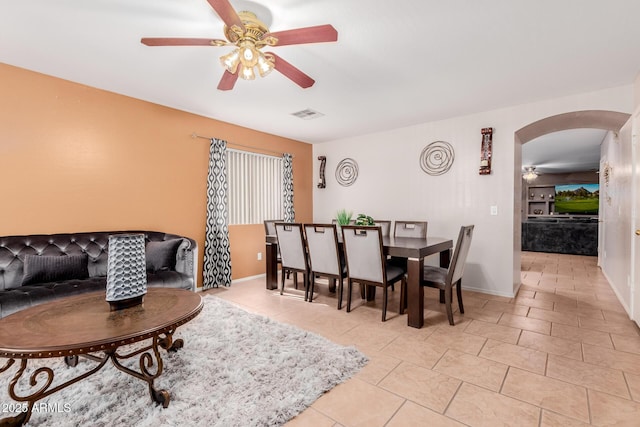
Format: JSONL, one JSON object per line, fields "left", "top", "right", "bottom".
{"left": 0, "top": 231, "right": 197, "bottom": 318}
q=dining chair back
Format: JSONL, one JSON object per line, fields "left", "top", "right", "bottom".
{"left": 265, "top": 219, "right": 289, "bottom": 280}
{"left": 422, "top": 225, "right": 474, "bottom": 325}
{"left": 389, "top": 221, "right": 427, "bottom": 274}
{"left": 341, "top": 226, "right": 406, "bottom": 321}
{"left": 342, "top": 226, "right": 385, "bottom": 283}
{"left": 450, "top": 225, "right": 474, "bottom": 285}
{"left": 304, "top": 224, "right": 346, "bottom": 308}
{"left": 275, "top": 222, "right": 310, "bottom": 300}
{"left": 264, "top": 219, "right": 282, "bottom": 236}
{"left": 373, "top": 220, "right": 392, "bottom": 237}
{"left": 394, "top": 221, "right": 428, "bottom": 238}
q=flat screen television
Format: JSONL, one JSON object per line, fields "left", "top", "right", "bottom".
{"left": 554, "top": 184, "right": 599, "bottom": 215}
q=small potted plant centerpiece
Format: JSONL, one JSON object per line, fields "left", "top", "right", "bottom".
{"left": 336, "top": 209, "right": 352, "bottom": 225}
{"left": 355, "top": 214, "right": 374, "bottom": 226}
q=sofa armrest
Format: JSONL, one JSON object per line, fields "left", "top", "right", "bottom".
{"left": 174, "top": 237, "right": 197, "bottom": 291}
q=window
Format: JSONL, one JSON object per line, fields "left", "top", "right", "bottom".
{"left": 227, "top": 149, "right": 283, "bottom": 225}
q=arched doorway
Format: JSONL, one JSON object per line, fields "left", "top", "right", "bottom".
{"left": 512, "top": 110, "right": 630, "bottom": 295}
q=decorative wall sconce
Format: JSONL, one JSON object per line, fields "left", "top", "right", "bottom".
{"left": 317, "top": 156, "right": 326, "bottom": 188}
{"left": 479, "top": 127, "right": 494, "bottom": 175}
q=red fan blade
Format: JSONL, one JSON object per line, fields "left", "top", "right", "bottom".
{"left": 206, "top": 0, "right": 244, "bottom": 30}
{"left": 217, "top": 70, "right": 239, "bottom": 91}
{"left": 141, "top": 38, "right": 220, "bottom": 46}
{"left": 267, "top": 52, "right": 315, "bottom": 89}
{"left": 264, "top": 25, "right": 338, "bottom": 47}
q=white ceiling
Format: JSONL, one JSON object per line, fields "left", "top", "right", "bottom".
{"left": 522, "top": 128, "right": 608, "bottom": 174}
{"left": 1, "top": 1, "right": 639, "bottom": 144}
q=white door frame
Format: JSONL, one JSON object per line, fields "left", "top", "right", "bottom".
{"left": 631, "top": 109, "right": 640, "bottom": 322}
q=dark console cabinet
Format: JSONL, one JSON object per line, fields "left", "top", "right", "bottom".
{"left": 521, "top": 218, "right": 598, "bottom": 256}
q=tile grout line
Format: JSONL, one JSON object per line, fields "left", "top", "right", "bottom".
{"left": 622, "top": 371, "right": 635, "bottom": 402}
{"left": 381, "top": 399, "right": 407, "bottom": 427}
{"left": 498, "top": 365, "right": 511, "bottom": 394}
{"left": 440, "top": 380, "right": 464, "bottom": 420}
{"left": 586, "top": 388, "right": 593, "bottom": 425}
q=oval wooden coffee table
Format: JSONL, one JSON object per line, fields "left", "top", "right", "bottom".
{"left": 0, "top": 287, "right": 202, "bottom": 426}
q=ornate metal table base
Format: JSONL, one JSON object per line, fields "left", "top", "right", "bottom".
{"left": 0, "top": 331, "right": 181, "bottom": 426}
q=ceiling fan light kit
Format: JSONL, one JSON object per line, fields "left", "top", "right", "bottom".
{"left": 219, "top": 11, "right": 275, "bottom": 81}
{"left": 140, "top": 0, "right": 338, "bottom": 90}
{"left": 523, "top": 166, "right": 539, "bottom": 182}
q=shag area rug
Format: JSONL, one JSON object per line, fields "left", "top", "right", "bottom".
{"left": 0, "top": 296, "right": 367, "bottom": 426}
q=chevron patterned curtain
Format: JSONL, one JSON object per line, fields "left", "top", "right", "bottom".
{"left": 283, "top": 153, "right": 295, "bottom": 222}
{"left": 203, "top": 138, "right": 232, "bottom": 288}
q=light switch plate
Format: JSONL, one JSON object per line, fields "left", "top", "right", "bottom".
{"left": 490, "top": 205, "right": 498, "bottom": 215}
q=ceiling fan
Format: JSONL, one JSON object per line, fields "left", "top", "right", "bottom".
{"left": 141, "top": 0, "right": 338, "bottom": 91}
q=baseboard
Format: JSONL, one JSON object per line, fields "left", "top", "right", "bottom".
{"left": 193, "top": 273, "right": 267, "bottom": 291}
{"left": 461, "top": 284, "right": 515, "bottom": 299}
{"left": 512, "top": 281, "right": 522, "bottom": 297}
{"left": 600, "top": 269, "right": 632, "bottom": 317}
{"left": 232, "top": 273, "right": 266, "bottom": 284}
{"left": 230, "top": 274, "right": 514, "bottom": 298}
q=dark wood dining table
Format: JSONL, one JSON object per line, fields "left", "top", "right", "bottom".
{"left": 265, "top": 234, "right": 453, "bottom": 329}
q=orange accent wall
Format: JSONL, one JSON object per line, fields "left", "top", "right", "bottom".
{"left": 0, "top": 63, "right": 312, "bottom": 285}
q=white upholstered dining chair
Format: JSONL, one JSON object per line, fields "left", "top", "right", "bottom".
{"left": 373, "top": 220, "right": 392, "bottom": 237}
{"left": 394, "top": 220, "right": 428, "bottom": 238}
{"left": 263, "top": 219, "right": 281, "bottom": 237}
{"left": 275, "top": 223, "right": 310, "bottom": 299}
{"left": 264, "top": 219, "right": 290, "bottom": 282}
{"left": 304, "top": 223, "right": 346, "bottom": 309}
{"left": 390, "top": 220, "right": 428, "bottom": 273}
{"left": 341, "top": 225, "right": 406, "bottom": 321}
{"left": 421, "top": 225, "right": 474, "bottom": 325}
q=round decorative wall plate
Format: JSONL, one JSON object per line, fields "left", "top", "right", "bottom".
{"left": 335, "top": 158, "right": 359, "bottom": 186}
{"left": 420, "top": 141, "right": 455, "bottom": 176}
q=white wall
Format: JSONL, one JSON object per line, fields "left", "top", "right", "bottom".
{"left": 313, "top": 85, "right": 633, "bottom": 297}
{"left": 633, "top": 108, "right": 640, "bottom": 322}
{"left": 600, "top": 73, "right": 640, "bottom": 322}
{"left": 600, "top": 129, "right": 632, "bottom": 313}
{"left": 634, "top": 73, "right": 640, "bottom": 110}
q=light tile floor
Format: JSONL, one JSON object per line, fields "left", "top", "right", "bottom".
{"left": 205, "top": 252, "right": 640, "bottom": 426}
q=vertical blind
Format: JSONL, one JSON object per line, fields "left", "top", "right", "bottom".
{"left": 227, "top": 149, "right": 284, "bottom": 225}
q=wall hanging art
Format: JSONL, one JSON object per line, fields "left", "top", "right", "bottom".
{"left": 479, "top": 127, "right": 493, "bottom": 175}
{"left": 335, "top": 158, "right": 359, "bottom": 186}
{"left": 317, "top": 155, "right": 326, "bottom": 188}
{"left": 420, "top": 141, "right": 455, "bottom": 176}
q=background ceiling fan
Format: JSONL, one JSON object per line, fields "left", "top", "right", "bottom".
{"left": 141, "top": 0, "right": 338, "bottom": 91}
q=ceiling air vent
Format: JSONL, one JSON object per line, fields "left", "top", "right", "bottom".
{"left": 291, "top": 108, "right": 325, "bottom": 120}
